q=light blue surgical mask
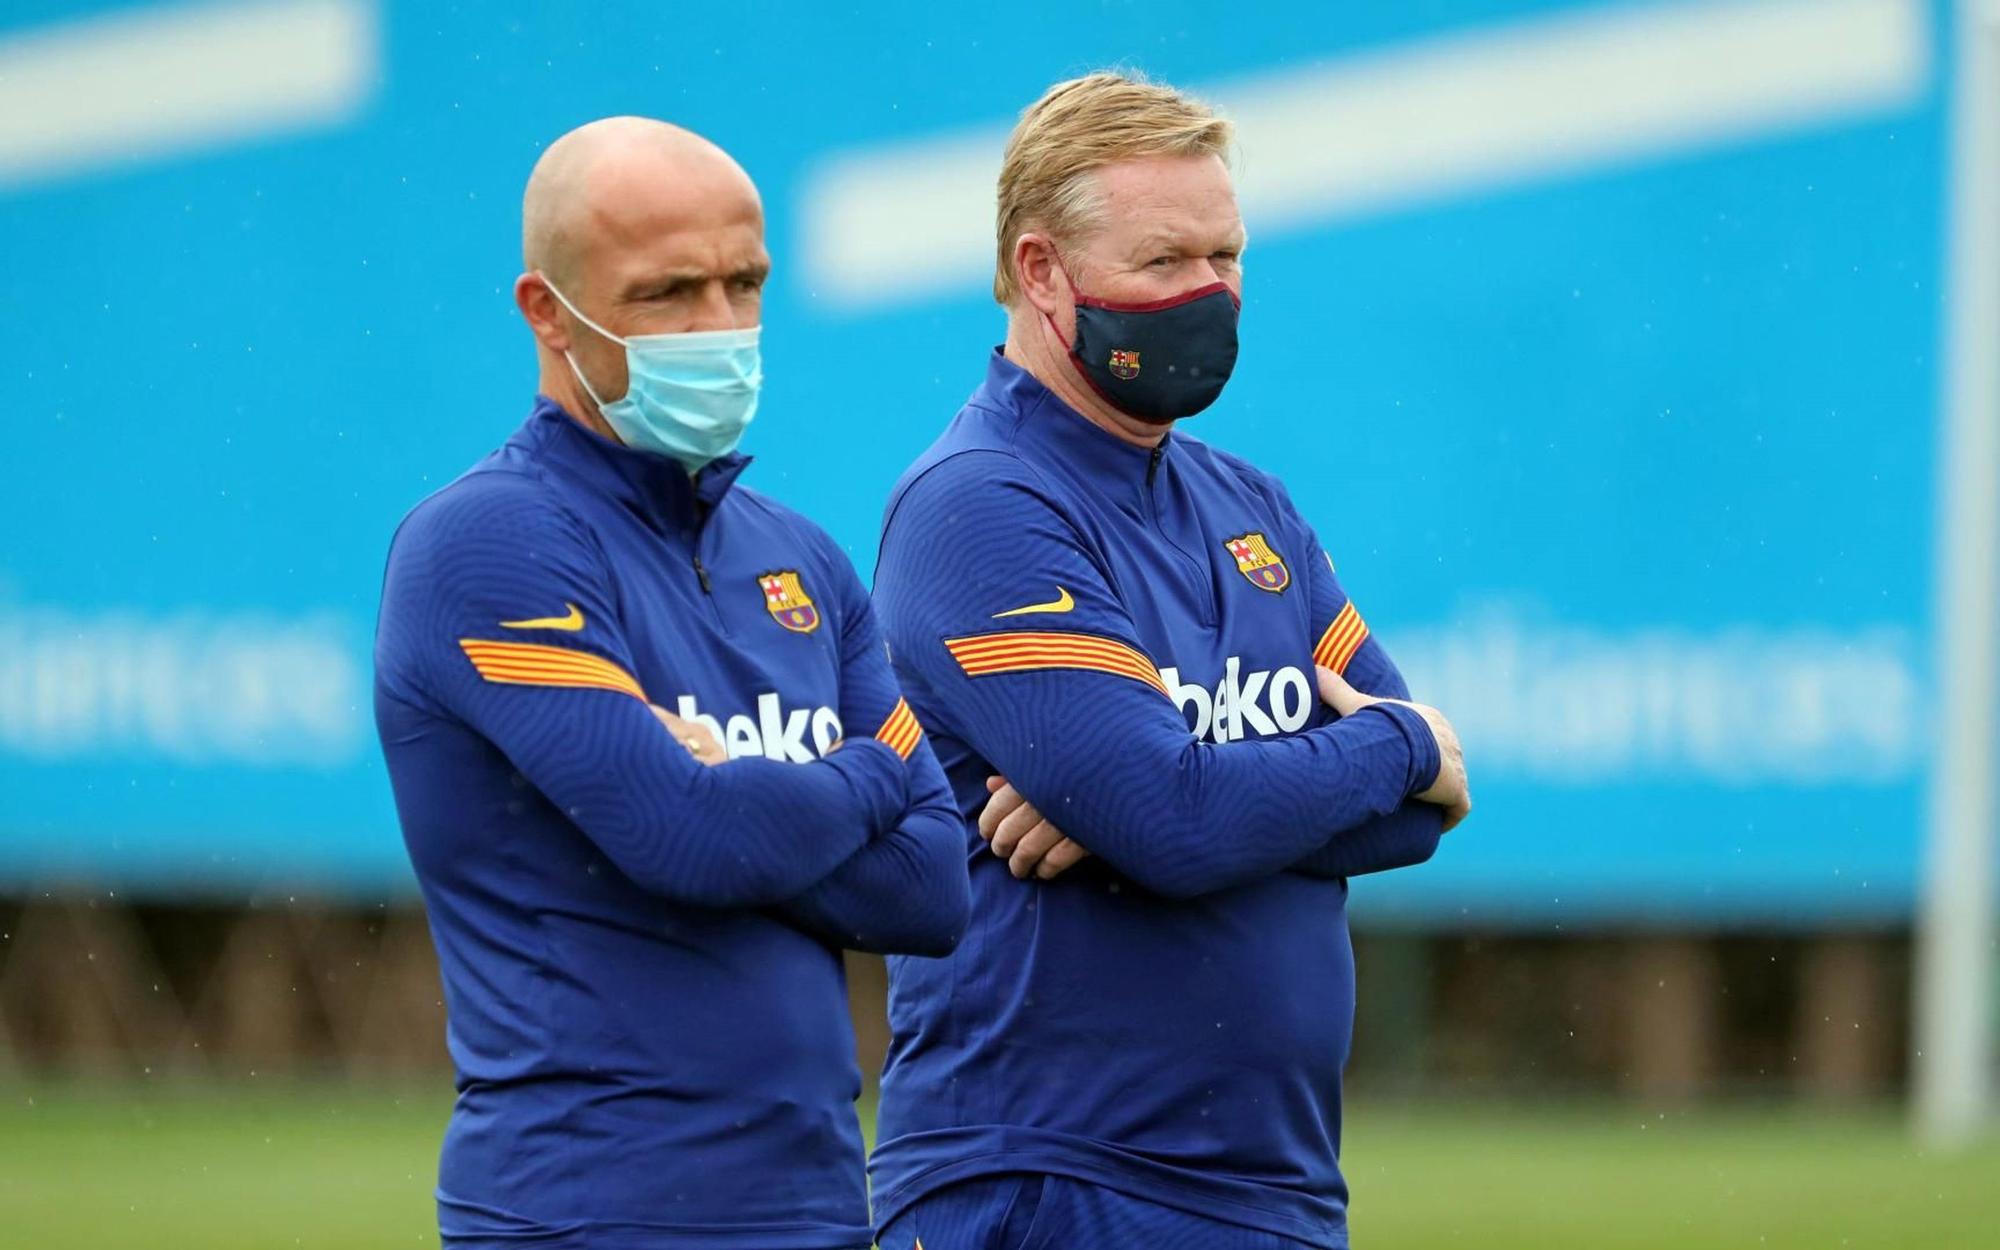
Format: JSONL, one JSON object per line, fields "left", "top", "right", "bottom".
{"left": 541, "top": 275, "right": 761, "bottom": 472}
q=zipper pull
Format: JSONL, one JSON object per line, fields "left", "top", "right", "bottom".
{"left": 1147, "top": 443, "right": 1164, "bottom": 486}
{"left": 692, "top": 552, "right": 713, "bottom": 594}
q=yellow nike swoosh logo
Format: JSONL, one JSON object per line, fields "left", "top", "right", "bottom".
{"left": 499, "top": 603, "right": 585, "bottom": 631}
{"left": 992, "top": 587, "right": 1075, "bottom": 618}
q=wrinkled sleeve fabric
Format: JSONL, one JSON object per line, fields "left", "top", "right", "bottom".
{"left": 874, "top": 450, "right": 1439, "bottom": 901}
{"left": 1287, "top": 530, "right": 1446, "bottom": 880}
{"left": 374, "top": 472, "right": 909, "bottom": 909}
{"left": 768, "top": 536, "right": 970, "bottom": 955}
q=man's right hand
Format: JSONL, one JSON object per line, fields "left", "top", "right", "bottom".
{"left": 980, "top": 776, "right": 1092, "bottom": 880}
{"left": 1316, "top": 667, "right": 1470, "bottom": 832}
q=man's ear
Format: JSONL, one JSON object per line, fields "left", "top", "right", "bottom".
{"left": 1012, "top": 232, "right": 1066, "bottom": 319}
{"left": 515, "top": 272, "right": 570, "bottom": 353}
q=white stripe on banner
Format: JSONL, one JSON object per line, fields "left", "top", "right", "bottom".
{"left": 1391, "top": 607, "right": 1924, "bottom": 785}
{"left": 0, "top": 0, "right": 378, "bottom": 190}
{"left": 0, "top": 606, "right": 364, "bottom": 767}
{"left": 799, "top": 0, "right": 1929, "bottom": 308}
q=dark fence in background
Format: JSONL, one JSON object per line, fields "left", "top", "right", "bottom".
{"left": 0, "top": 895, "right": 1907, "bottom": 1105}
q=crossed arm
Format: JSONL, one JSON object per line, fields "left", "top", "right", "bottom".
{"left": 982, "top": 663, "right": 1465, "bottom": 882}
{"left": 972, "top": 506, "right": 1466, "bottom": 885}
{"left": 379, "top": 479, "right": 966, "bottom": 950}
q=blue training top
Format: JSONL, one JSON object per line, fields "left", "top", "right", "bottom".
{"left": 869, "top": 351, "right": 1444, "bottom": 1249}
{"left": 374, "top": 398, "right": 968, "bottom": 1250}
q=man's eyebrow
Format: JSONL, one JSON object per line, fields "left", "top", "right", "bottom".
{"left": 620, "top": 262, "right": 770, "bottom": 298}
{"left": 619, "top": 269, "right": 708, "bottom": 298}
{"left": 1129, "top": 230, "right": 1245, "bottom": 255}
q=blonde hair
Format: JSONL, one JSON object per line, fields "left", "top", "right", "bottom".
{"left": 993, "top": 71, "right": 1232, "bottom": 305}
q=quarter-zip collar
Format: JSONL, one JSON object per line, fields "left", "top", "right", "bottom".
{"left": 978, "top": 349, "right": 1167, "bottom": 503}
{"left": 520, "top": 395, "right": 750, "bottom": 536}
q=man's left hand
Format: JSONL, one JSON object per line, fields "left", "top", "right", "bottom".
{"left": 650, "top": 703, "right": 727, "bottom": 767}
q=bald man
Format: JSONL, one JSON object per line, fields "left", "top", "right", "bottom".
{"left": 373, "top": 117, "right": 968, "bottom": 1250}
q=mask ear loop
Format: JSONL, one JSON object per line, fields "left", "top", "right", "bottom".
{"left": 1036, "top": 259, "right": 1085, "bottom": 355}
{"left": 561, "top": 350, "right": 612, "bottom": 414}
{"left": 539, "top": 273, "right": 628, "bottom": 347}
{"left": 539, "top": 273, "right": 622, "bottom": 414}
{"left": 1040, "top": 307, "right": 1074, "bottom": 353}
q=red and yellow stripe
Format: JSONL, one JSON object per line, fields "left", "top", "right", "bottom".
{"left": 459, "top": 639, "right": 648, "bottom": 702}
{"left": 875, "top": 697, "right": 924, "bottom": 759}
{"left": 944, "top": 630, "right": 1168, "bottom": 697}
{"left": 1313, "top": 602, "right": 1370, "bottom": 675}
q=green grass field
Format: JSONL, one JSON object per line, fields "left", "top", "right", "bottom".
{"left": 2, "top": 1083, "right": 1995, "bottom": 1248}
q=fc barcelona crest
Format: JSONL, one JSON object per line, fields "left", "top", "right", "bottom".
{"left": 1108, "top": 349, "right": 1141, "bottom": 380}
{"left": 758, "top": 570, "right": 821, "bottom": 633}
{"left": 1225, "top": 533, "right": 1291, "bottom": 594}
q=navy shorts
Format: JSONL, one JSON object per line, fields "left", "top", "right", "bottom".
{"left": 876, "top": 1173, "right": 1329, "bottom": 1250}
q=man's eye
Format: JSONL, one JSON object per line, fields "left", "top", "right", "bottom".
{"left": 1149, "top": 255, "right": 1177, "bottom": 268}
{"left": 1213, "top": 252, "right": 1240, "bottom": 266}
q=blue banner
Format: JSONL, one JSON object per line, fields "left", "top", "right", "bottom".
{"left": 0, "top": 0, "right": 1947, "bottom": 921}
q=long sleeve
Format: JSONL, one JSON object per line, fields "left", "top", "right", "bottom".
{"left": 375, "top": 473, "right": 909, "bottom": 909}
{"left": 769, "top": 537, "right": 970, "bottom": 955}
{"left": 1287, "top": 537, "right": 1447, "bottom": 880}
{"left": 875, "top": 450, "right": 1439, "bottom": 901}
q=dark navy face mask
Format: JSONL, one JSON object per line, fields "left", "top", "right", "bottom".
{"left": 1055, "top": 276, "right": 1242, "bottom": 424}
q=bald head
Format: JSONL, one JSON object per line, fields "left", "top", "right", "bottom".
{"left": 522, "top": 116, "right": 760, "bottom": 289}
{"left": 515, "top": 117, "right": 772, "bottom": 439}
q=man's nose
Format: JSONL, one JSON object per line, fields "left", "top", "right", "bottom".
{"left": 1190, "top": 259, "right": 1244, "bottom": 299}
{"left": 687, "top": 281, "right": 738, "bottom": 332}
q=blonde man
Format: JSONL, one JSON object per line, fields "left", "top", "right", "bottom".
{"left": 868, "top": 73, "right": 1468, "bottom": 1249}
